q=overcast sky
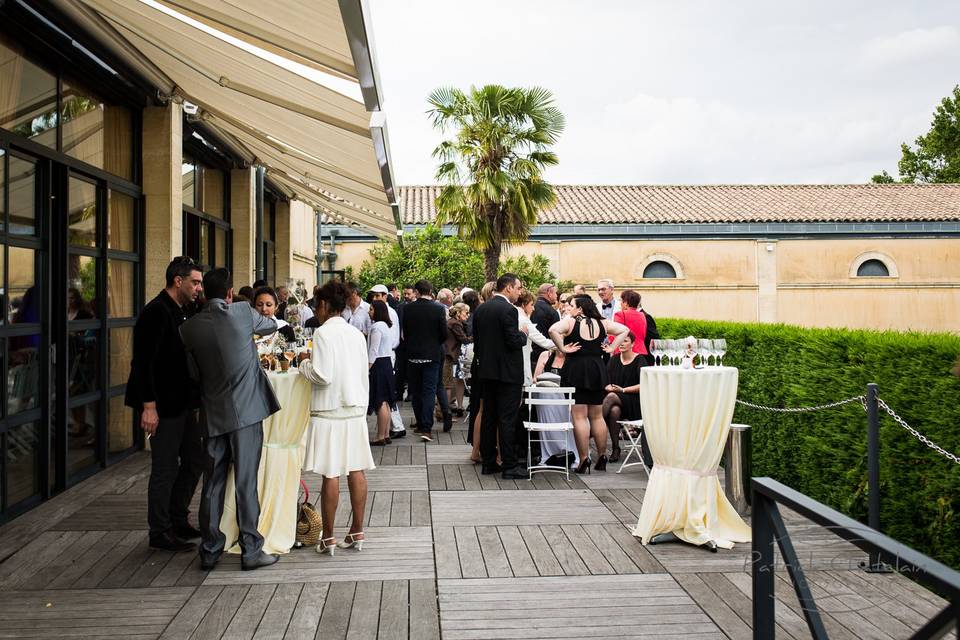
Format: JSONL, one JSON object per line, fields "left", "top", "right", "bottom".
{"left": 367, "top": 0, "right": 960, "bottom": 186}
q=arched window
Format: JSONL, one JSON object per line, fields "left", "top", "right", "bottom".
{"left": 856, "top": 259, "right": 890, "bottom": 277}
{"left": 643, "top": 260, "right": 677, "bottom": 279}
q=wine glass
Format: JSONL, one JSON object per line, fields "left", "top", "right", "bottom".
{"left": 698, "top": 339, "right": 713, "bottom": 367}
{"left": 665, "top": 339, "right": 678, "bottom": 366}
{"left": 650, "top": 339, "right": 663, "bottom": 365}
{"left": 715, "top": 339, "right": 727, "bottom": 366}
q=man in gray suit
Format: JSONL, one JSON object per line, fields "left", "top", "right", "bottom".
{"left": 180, "top": 268, "right": 281, "bottom": 571}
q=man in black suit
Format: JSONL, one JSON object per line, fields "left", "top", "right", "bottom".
{"left": 530, "top": 283, "right": 560, "bottom": 368}
{"left": 401, "top": 279, "right": 448, "bottom": 442}
{"left": 472, "top": 273, "right": 529, "bottom": 479}
{"left": 125, "top": 257, "right": 206, "bottom": 552}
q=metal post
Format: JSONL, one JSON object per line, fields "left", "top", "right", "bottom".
{"left": 751, "top": 486, "right": 776, "bottom": 638}
{"left": 724, "top": 424, "right": 752, "bottom": 515}
{"left": 863, "top": 383, "right": 891, "bottom": 573}
{"left": 254, "top": 166, "right": 265, "bottom": 282}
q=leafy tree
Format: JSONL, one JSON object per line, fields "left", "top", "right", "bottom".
{"left": 355, "top": 225, "right": 568, "bottom": 294}
{"left": 872, "top": 85, "right": 960, "bottom": 183}
{"left": 428, "top": 85, "right": 564, "bottom": 280}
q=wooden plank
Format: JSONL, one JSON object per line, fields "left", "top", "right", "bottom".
{"left": 125, "top": 549, "right": 177, "bottom": 587}
{"left": 175, "top": 554, "right": 210, "bottom": 587}
{"left": 0, "top": 531, "right": 83, "bottom": 589}
{"left": 409, "top": 578, "right": 441, "bottom": 640}
{"left": 724, "top": 571, "right": 807, "bottom": 640}
{"left": 459, "top": 466, "right": 483, "bottom": 491}
{"left": 151, "top": 546, "right": 200, "bottom": 587}
{"left": 496, "top": 526, "right": 539, "bottom": 577}
{"left": 346, "top": 581, "right": 382, "bottom": 640}
{"left": 389, "top": 491, "right": 411, "bottom": 527}
{"left": 434, "top": 526, "right": 462, "bottom": 579}
{"left": 396, "top": 446, "right": 412, "bottom": 466}
{"left": 98, "top": 540, "right": 155, "bottom": 589}
{"left": 454, "top": 527, "right": 487, "bottom": 578}
{"left": 71, "top": 531, "right": 146, "bottom": 588}
{"left": 592, "top": 489, "right": 637, "bottom": 525}
{"left": 410, "top": 491, "right": 431, "bottom": 527}
{"left": 580, "top": 524, "right": 641, "bottom": 574}
{"left": 601, "top": 523, "right": 667, "bottom": 574}
{"left": 252, "top": 582, "right": 302, "bottom": 640}
{"left": 19, "top": 531, "right": 106, "bottom": 590}
{"left": 698, "top": 573, "right": 796, "bottom": 640}
{"left": 191, "top": 585, "right": 249, "bottom": 640}
{"left": 560, "top": 525, "right": 616, "bottom": 575}
{"left": 442, "top": 465, "right": 464, "bottom": 491}
{"left": 159, "top": 585, "right": 223, "bottom": 639}
{"left": 430, "top": 490, "right": 618, "bottom": 526}
{"left": 517, "top": 525, "right": 563, "bottom": 576}
{"left": 369, "top": 492, "right": 393, "bottom": 527}
{"left": 410, "top": 446, "right": 427, "bottom": 466}
{"left": 47, "top": 530, "right": 124, "bottom": 589}
{"left": 379, "top": 447, "right": 399, "bottom": 466}
{"left": 222, "top": 584, "right": 276, "bottom": 640}
{"left": 427, "top": 465, "right": 445, "bottom": 491}
{"left": 674, "top": 573, "right": 752, "bottom": 640}
{"left": 475, "top": 526, "right": 512, "bottom": 578}
{"left": 378, "top": 580, "right": 408, "bottom": 640}
{"left": 540, "top": 525, "right": 589, "bottom": 576}
{"left": 285, "top": 582, "right": 328, "bottom": 640}
{"left": 318, "top": 582, "right": 356, "bottom": 640}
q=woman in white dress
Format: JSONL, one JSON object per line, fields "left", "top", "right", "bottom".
{"left": 298, "top": 280, "right": 375, "bottom": 556}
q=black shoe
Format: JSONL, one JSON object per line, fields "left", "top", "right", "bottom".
{"left": 594, "top": 455, "right": 608, "bottom": 472}
{"left": 452, "top": 408, "right": 465, "bottom": 418}
{"left": 149, "top": 532, "right": 195, "bottom": 553}
{"left": 442, "top": 414, "right": 453, "bottom": 432}
{"left": 241, "top": 551, "right": 279, "bottom": 571}
{"left": 199, "top": 555, "right": 220, "bottom": 571}
{"left": 609, "top": 448, "right": 621, "bottom": 463}
{"left": 173, "top": 522, "right": 202, "bottom": 540}
{"left": 481, "top": 463, "right": 502, "bottom": 475}
{"left": 390, "top": 428, "right": 407, "bottom": 439}
{"left": 575, "top": 458, "right": 592, "bottom": 475}
{"left": 502, "top": 466, "right": 530, "bottom": 480}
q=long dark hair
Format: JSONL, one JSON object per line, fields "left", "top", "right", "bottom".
{"left": 370, "top": 299, "right": 392, "bottom": 327}
{"left": 572, "top": 294, "right": 604, "bottom": 320}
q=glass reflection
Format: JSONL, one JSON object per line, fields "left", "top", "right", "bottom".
{"left": 8, "top": 246, "right": 37, "bottom": 324}
{"left": 182, "top": 161, "right": 196, "bottom": 208}
{"left": 109, "top": 326, "right": 133, "bottom": 387}
{"left": 107, "top": 260, "right": 134, "bottom": 317}
{"left": 67, "top": 255, "right": 98, "bottom": 319}
{"left": 68, "top": 177, "right": 98, "bottom": 247}
{"left": 68, "top": 327, "right": 99, "bottom": 396}
{"left": 108, "top": 395, "right": 134, "bottom": 453}
{"left": 68, "top": 401, "right": 99, "bottom": 476}
{"left": 0, "top": 38, "right": 57, "bottom": 148}
{"left": 8, "top": 155, "right": 36, "bottom": 235}
{"left": 108, "top": 190, "right": 135, "bottom": 251}
{"left": 6, "top": 422, "right": 40, "bottom": 504}
{"left": 8, "top": 332, "right": 39, "bottom": 414}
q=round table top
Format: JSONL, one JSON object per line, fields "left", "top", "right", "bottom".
{"left": 641, "top": 365, "right": 738, "bottom": 377}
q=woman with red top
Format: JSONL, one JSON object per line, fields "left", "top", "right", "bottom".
{"left": 609, "top": 290, "right": 648, "bottom": 357}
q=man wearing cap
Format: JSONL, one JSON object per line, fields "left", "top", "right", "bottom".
{"left": 342, "top": 281, "right": 371, "bottom": 336}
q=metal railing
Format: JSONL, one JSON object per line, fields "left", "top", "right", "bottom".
{"left": 751, "top": 477, "right": 960, "bottom": 639}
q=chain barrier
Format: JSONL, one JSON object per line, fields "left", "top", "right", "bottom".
{"left": 876, "top": 398, "right": 960, "bottom": 465}
{"left": 734, "top": 394, "right": 959, "bottom": 464}
{"left": 735, "top": 396, "right": 866, "bottom": 413}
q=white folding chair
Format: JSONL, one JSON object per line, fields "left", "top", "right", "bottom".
{"left": 617, "top": 419, "right": 649, "bottom": 477}
{"left": 523, "top": 385, "right": 576, "bottom": 481}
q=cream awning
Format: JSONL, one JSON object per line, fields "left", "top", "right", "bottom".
{"left": 75, "top": 0, "right": 398, "bottom": 237}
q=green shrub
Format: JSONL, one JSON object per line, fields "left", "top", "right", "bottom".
{"left": 657, "top": 318, "right": 960, "bottom": 568}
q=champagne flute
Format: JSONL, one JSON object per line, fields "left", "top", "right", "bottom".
{"left": 698, "top": 339, "right": 713, "bottom": 367}
{"left": 650, "top": 339, "right": 663, "bottom": 365}
{"left": 715, "top": 339, "right": 727, "bottom": 366}
{"left": 665, "top": 339, "right": 678, "bottom": 366}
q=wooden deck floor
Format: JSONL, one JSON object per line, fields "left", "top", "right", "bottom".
{"left": 0, "top": 405, "right": 951, "bottom": 639}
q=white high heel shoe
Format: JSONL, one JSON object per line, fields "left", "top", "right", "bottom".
{"left": 316, "top": 537, "right": 337, "bottom": 556}
{"left": 337, "top": 532, "right": 365, "bottom": 551}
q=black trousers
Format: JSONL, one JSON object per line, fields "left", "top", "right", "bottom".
{"left": 199, "top": 422, "right": 264, "bottom": 563}
{"left": 407, "top": 360, "right": 440, "bottom": 432}
{"left": 147, "top": 410, "right": 204, "bottom": 538}
{"left": 480, "top": 379, "right": 523, "bottom": 470}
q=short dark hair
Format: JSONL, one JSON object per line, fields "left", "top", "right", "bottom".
{"left": 620, "top": 289, "right": 641, "bottom": 309}
{"left": 237, "top": 286, "right": 254, "bottom": 303}
{"left": 370, "top": 299, "right": 392, "bottom": 327}
{"left": 345, "top": 281, "right": 361, "bottom": 295}
{"left": 252, "top": 279, "right": 267, "bottom": 288}
{"left": 624, "top": 330, "right": 637, "bottom": 343}
{"left": 253, "top": 286, "right": 278, "bottom": 305}
{"left": 462, "top": 290, "right": 480, "bottom": 311}
{"left": 204, "top": 268, "right": 233, "bottom": 301}
{"left": 496, "top": 273, "right": 520, "bottom": 292}
{"left": 315, "top": 279, "right": 349, "bottom": 314}
{"left": 387, "top": 284, "right": 398, "bottom": 292}
{"left": 165, "top": 256, "right": 201, "bottom": 287}
{"left": 414, "top": 279, "right": 433, "bottom": 296}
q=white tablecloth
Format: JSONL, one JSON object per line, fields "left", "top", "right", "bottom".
{"left": 220, "top": 369, "right": 311, "bottom": 554}
{"left": 632, "top": 366, "right": 751, "bottom": 549}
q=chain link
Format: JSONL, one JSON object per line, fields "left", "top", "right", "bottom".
{"left": 876, "top": 398, "right": 960, "bottom": 465}
{"left": 735, "top": 396, "right": 866, "bottom": 413}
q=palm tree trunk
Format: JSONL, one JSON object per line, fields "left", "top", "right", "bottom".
{"left": 483, "top": 245, "right": 501, "bottom": 282}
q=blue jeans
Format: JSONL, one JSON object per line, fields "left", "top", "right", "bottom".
{"left": 407, "top": 360, "right": 440, "bottom": 433}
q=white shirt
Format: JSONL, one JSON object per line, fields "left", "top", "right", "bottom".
{"left": 517, "top": 306, "right": 555, "bottom": 386}
{"left": 297, "top": 303, "right": 314, "bottom": 325}
{"left": 367, "top": 321, "right": 394, "bottom": 364}
{"left": 386, "top": 306, "right": 400, "bottom": 349}
{"left": 298, "top": 317, "right": 369, "bottom": 414}
{"left": 341, "top": 300, "right": 371, "bottom": 335}
{"left": 599, "top": 297, "right": 621, "bottom": 321}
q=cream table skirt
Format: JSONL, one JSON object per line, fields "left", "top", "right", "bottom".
{"left": 632, "top": 366, "right": 751, "bottom": 549}
{"left": 220, "top": 370, "right": 311, "bottom": 554}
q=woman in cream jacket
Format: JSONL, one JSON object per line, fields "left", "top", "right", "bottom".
{"left": 299, "top": 280, "right": 374, "bottom": 556}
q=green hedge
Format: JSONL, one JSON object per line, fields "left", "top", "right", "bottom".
{"left": 656, "top": 318, "right": 960, "bottom": 568}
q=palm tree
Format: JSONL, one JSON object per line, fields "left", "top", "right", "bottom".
{"left": 428, "top": 85, "right": 564, "bottom": 280}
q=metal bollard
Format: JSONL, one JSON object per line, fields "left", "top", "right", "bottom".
{"left": 723, "top": 424, "right": 752, "bottom": 515}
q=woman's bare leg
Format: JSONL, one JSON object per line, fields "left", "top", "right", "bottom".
{"left": 346, "top": 471, "right": 367, "bottom": 535}
{"left": 571, "top": 404, "right": 590, "bottom": 460}
{"left": 470, "top": 401, "right": 483, "bottom": 462}
{"left": 376, "top": 403, "right": 391, "bottom": 440}
{"left": 320, "top": 476, "right": 339, "bottom": 540}
{"left": 588, "top": 404, "right": 607, "bottom": 456}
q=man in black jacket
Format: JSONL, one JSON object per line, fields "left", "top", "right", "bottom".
{"left": 472, "top": 273, "right": 529, "bottom": 479}
{"left": 401, "top": 280, "right": 448, "bottom": 442}
{"left": 125, "top": 257, "right": 206, "bottom": 552}
{"left": 530, "top": 283, "right": 560, "bottom": 368}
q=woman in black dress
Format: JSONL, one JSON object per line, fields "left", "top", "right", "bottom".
{"left": 603, "top": 331, "right": 644, "bottom": 462}
{"left": 548, "top": 295, "right": 628, "bottom": 473}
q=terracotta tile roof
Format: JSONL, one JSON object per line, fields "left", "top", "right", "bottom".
{"left": 398, "top": 184, "right": 960, "bottom": 225}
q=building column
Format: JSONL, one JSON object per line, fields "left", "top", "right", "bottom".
{"left": 275, "top": 199, "right": 292, "bottom": 286}
{"left": 141, "top": 104, "right": 182, "bottom": 294}
{"left": 756, "top": 240, "right": 778, "bottom": 323}
{"left": 230, "top": 167, "right": 256, "bottom": 286}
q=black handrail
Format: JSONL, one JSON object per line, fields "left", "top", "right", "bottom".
{"left": 751, "top": 477, "right": 960, "bottom": 639}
